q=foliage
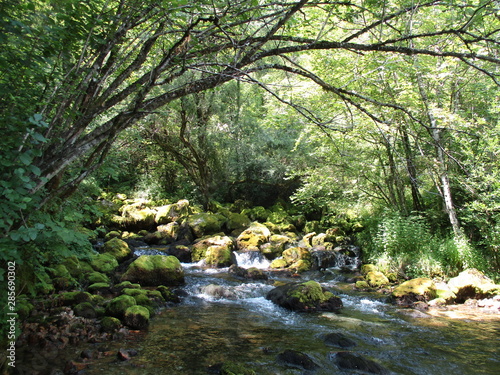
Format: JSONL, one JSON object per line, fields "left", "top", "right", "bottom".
{"left": 358, "top": 210, "right": 488, "bottom": 278}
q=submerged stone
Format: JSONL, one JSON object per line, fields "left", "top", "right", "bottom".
{"left": 333, "top": 352, "right": 388, "bottom": 374}
{"left": 323, "top": 332, "right": 357, "bottom": 348}
{"left": 277, "top": 349, "right": 319, "bottom": 370}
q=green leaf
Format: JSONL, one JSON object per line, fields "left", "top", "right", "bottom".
{"left": 19, "top": 153, "right": 32, "bottom": 165}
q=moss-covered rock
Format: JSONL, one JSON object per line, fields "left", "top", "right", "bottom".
{"left": 88, "top": 282, "right": 111, "bottom": 294}
{"left": 156, "top": 285, "right": 180, "bottom": 303}
{"left": 366, "top": 271, "right": 390, "bottom": 288}
{"left": 269, "top": 258, "right": 288, "bottom": 269}
{"left": 91, "top": 253, "right": 119, "bottom": 274}
{"left": 447, "top": 268, "right": 500, "bottom": 303}
{"left": 361, "top": 264, "right": 378, "bottom": 275}
{"left": 261, "top": 234, "right": 293, "bottom": 259}
{"left": 236, "top": 222, "right": 271, "bottom": 251}
{"left": 124, "top": 305, "right": 150, "bottom": 329}
{"left": 241, "top": 206, "right": 270, "bottom": 222}
{"left": 391, "top": 278, "right": 437, "bottom": 306}
{"left": 103, "top": 237, "right": 132, "bottom": 262}
{"left": 205, "top": 245, "right": 232, "bottom": 267}
{"left": 280, "top": 247, "right": 312, "bottom": 272}
{"left": 87, "top": 271, "right": 110, "bottom": 284}
{"left": 226, "top": 212, "right": 251, "bottom": 233}
{"left": 61, "top": 256, "right": 93, "bottom": 279}
{"left": 121, "top": 255, "right": 184, "bottom": 286}
{"left": 187, "top": 212, "right": 227, "bottom": 238}
{"left": 104, "top": 231, "right": 121, "bottom": 240}
{"left": 58, "top": 291, "right": 93, "bottom": 307}
{"left": 192, "top": 235, "right": 234, "bottom": 262}
{"left": 119, "top": 200, "right": 156, "bottom": 230}
{"left": 100, "top": 316, "right": 122, "bottom": 332}
{"left": 266, "top": 280, "right": 342, "bottom": 312}
{"left": 74, "top": 302, "right": 97, "bottom": 318}
{"left": 155, "top": 199, "right": 191, "bottom": 224}
{"left": 106, "top": 295, "right": 136, "bottom": 319}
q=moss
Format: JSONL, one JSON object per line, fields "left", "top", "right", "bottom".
{"left": 365, "top": 271, "right": 390, "bottom": 288}
{"left": 156, "top": 285, "right": 180, "bottom": 303}
{"left": 87, "top": 271, "right": 110, "bottom": 284}
{"left": 74, "top": 302, "right": 96, "bottom": 318}
{"left": 361, "top": 264, "right": 378, "bottom": 275}
{"left": 289, "top": 281, "right": 334, "bottom": 305}
{"left": 58, "top": 291, "right": 92, "bottom": 306}
{"left": 62, "top": 256, "right": 93, "bottom": 279}
{"left": 270, "top": 258, "right": 287, "bottom": 269}
{"left": 282, "top": 247, "right": 311, "bottom": 265}
{"left": 187, "top": 212, "right": 227, "bottom": 238}
{"left": 236, "top": 222, "right": 271, "bottom": 250}
{"left": 289, "top": 259, "right": 312, "bottom": 273}
{"left": 106, "top": 295, "right": 136, "bottom": 318}
{"left": 115, "top": 281, "right": 141, "bottom": 290}
{"left": 205, "top": 245, "right": 232, "bottom": 267}
{"left": 355, "top": 280, "right": 370, "bottom": 289}
{"left": 104, "top": 230, "right": 121, "bottom": 240}
{"left": 16, "top": 297, "right": 34, "bottom": 320}
{"left": 103, "top": 237, "right": 131, "bottom": 261}
{"left": 226, "top": 213, "right": 251, "bottom": 232}
{"left": 120, "top": 255, "right": 184, "bottom": 286}
{"left": 88, "top": 282, "right": 111, "bottom": 293}
{"left": 124, "top": 305, "right": 150, "bottom": 329}
{"left": 392, "top": 278, "right": 437, "bottom": 300}
{"left": 100, "top": 316, "right": 122, "bottom": 332}
{"left": 220, "top": 361, "right": 256, "bottom": 375}
{"left": 91, "top": 253, "right": 118, "bottom": 274}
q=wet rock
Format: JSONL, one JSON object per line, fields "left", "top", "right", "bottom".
{"left": 200, "top": 284, "right": 236, "bottom": 299}
{"left": 121, "top": 255, "right": 185, "bottom": 286}
{"left": 277, "top": 349, "right": 320, "bottom": 370}
{"left": 333, "top": 352, "right": 388, "bottom": 374}
{"left": 323, "top": 332, "right": 357, "bottom": 348}
{"left": 167, "top": 242, "right": 192, "bottom": 263}
{"left": 229, "top": 265, "right": 268, "bottom": 280}
{"left": 310, "top": 248, "right": 338, "bottom": 270}
{"left": 266, "top": 280, "right": 342, "bottom": 312}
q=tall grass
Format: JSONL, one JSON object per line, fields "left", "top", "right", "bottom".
{"left": 358, "top": 210, "right": 484, "bottom": 279}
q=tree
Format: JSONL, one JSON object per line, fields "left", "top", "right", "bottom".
{"left": 1, "top": 0, "right": 499, "bottom": 240}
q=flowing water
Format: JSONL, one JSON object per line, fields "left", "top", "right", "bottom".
{"left": 72, "top": 249, "right": 500, "bottom": 375}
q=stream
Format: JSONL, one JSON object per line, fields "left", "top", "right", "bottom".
{"left": 56, "top": 248, "right": 500, "bottom": 375}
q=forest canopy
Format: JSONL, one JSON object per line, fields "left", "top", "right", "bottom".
{"left": 1, "top": 0, "right": 499, "bottom": 282}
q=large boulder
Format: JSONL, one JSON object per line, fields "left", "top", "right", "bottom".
{"left": 236, "top": 222, "right": 271, "bottom": 251}
{"left": 102, "top": 238, "right": 132, "bottom": 262}
{"left": 225, "top": 212, "right": 251, "bottom": 233}
{"left": 391, "top": 278, "right": 437, "bottom": 306}
{"left": 155, "top": 199, "right": 191, "bottom": 224}
{"left": 186, "top": 212, "right": 227, "bottom": 238}
{"left": 270, "top": 247, "right": 311, "bottom": 272}
{"left": 191, "top": 235, "right": 234, "bottom": 263}
{"left": 260, "top": 234, "right": 294, "bottom": 259}
{"left": 447, "top": 268, "right": 500, "bottom": 303}
{"left": 121, "top": 255, "right": 184, "bottom": 286}
{"left": 266, "top": 280, "right": 342, "bottom": 312}
{"left": 116, "top": 200, "right": 156, "bottom": 230}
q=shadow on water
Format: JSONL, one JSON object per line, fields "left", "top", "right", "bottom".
{"left": 74, "top": 263, "right": 500, "bottom": 375}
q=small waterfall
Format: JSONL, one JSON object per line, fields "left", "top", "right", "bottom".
{"left": 232, "top": 250, "right": 270, "bottom": 269}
